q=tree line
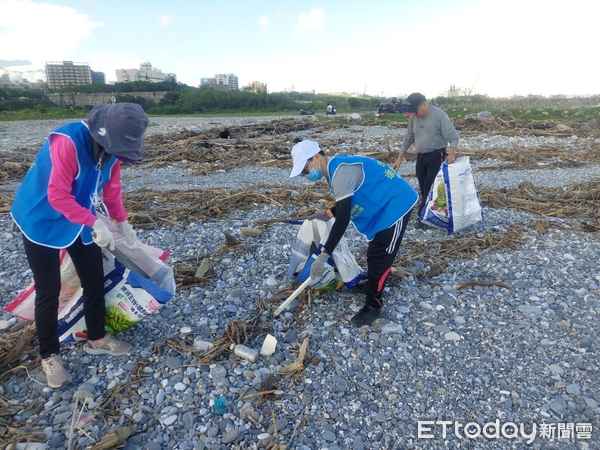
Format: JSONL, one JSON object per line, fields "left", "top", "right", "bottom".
{"left": 3, "top": 82, "right": 596, "bottom": 118}
{"left": 0, "top": 81, "right": 380, "bottom": 115}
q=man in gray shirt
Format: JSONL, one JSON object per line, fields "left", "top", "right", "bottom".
{"left": 392, "top": 93, "right": 459, "bottom": 228}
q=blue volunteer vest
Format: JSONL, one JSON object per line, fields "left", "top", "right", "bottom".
{"left": 11, "top": 121, "right": 117, "bottom": 249}
{"left": 327, "top": 155, "right": 418, "bottom": 240}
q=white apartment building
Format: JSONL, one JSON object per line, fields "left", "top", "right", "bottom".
{"left": 214, "top": 74, "right": 239, "bottom": 91}
{"left": 116, "top": 62, "right": 176, "bottom": 83}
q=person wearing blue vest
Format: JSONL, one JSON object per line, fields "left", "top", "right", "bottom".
{"left": 10, "top": 103, "right": 149, "bottom": 388}
{"left": 290, "top": 140, "right": 418, "bottom": 327}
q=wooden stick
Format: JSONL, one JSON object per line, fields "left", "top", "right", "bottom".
{"left": 253, "top": 217, "right": 306, "bottom": 226}
{"left": 240, "top": 389, "right": 280, "bottom": 400}
{"left": 456, "top": 280, "right": 512, "bottom": 290}
{"left": 273, "top": 278, "right": 312, "bottom": 316}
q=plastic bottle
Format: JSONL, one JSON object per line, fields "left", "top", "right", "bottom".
{"left": 233, "top": 344, "right": 258, "bottom": 362}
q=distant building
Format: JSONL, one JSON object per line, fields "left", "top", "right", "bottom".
{"left": 45, "top": 61, "right": 92, "bottom": 89}
{"left": 201, "top": 74, "right": 239, "bottom": 91}
{"left": 244, "top": 81, "right": 267, "bottom": 93}
{"left": 200, "top": 78, "right": 231, "bottom": 91}
{"left": 91, "top": 70, "right": 106, "bottom": 84}
{"left": 0, "top": 69, "right": 10, "bottom": 85}
{"left": 216, "top": 74, "right": 238, "bottom": 91}
{"left": 116, "top": 61, "right": 176, "bottom": 83}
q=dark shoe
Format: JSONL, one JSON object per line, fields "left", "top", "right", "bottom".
{"left": 351, "top": 304, "right": 382, "bottom": 327}
{"left": 350, "top": 282, "right": 369, "bottom": 295}
{"left": 414, "top": 221, "right": 428, "bottom": 230}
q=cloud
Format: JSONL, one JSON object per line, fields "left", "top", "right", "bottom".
{"left": 159, "top": 14, "right": 174, "bottom": 28}
{"left": 295, "top": 8, "right": 324, "bottom": 35}
{"left": 258, "top": 15, "right": 270, "bottom": 28}
{"left": 0, "top": 0, "right": 101, "bottom": 81}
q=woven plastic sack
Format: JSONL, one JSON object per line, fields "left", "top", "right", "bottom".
{"left": 288, "top": 218, "right": 365, "bottom": 290}
{"left": 419, "top": 156, "right": 483, "bottom": 234}
{"left": 5, "top": 214, "right": 175, "bottom": 342}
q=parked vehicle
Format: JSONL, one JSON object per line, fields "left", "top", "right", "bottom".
{"left": 300, "top": 105, "right": 315, "bottom": 115}
{"left": 377, "top": 98, "right": 408, "bottom": 115}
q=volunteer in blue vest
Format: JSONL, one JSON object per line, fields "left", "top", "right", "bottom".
{"left": 11, "top": 103, "right": 149, "bottom": 388}
{"left": 290, "top": 140, "right": 418, "bottom": 327}
{"left": 393, "top": 92, "right": 459, "bottom": 229}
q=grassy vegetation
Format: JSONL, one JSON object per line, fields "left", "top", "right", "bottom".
{"left": 325, "top": 106, "right": 600, "bottom": 123}
{"left": 0, "top": 107, "right": 87, "bottom": 121}
{"left": 2, "top": 102, "right": 599, "bottom": 123}
{"left": 446, "top": 106, "right": 600, "bottom": 121}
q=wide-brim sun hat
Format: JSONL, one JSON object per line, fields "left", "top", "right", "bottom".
{"left": 290, "top": 140, "right": 322, "bottom": 177}
{"left": 87, "top": 103, "right": 149, "bottom": 161}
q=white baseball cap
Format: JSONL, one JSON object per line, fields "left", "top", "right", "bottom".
{"left": 289, "top": 140, "right": 322, "bottom": 178}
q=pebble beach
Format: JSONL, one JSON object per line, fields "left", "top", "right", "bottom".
{"left": 0, "top": 115, "right": 599, "bottom": 450}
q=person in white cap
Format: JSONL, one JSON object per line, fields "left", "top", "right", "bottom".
{"left": 290, "top": 140, "right": 418, "bottom": 326}
{"left": 11, "top": 103, "right": 149, "bottom": 388}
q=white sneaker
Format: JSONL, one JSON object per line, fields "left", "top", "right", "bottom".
{"left": 41, "top": 354, "right": 72, "bottom": 388}
{"left": 85, "top": 334, "right": 132, "bottom": 356}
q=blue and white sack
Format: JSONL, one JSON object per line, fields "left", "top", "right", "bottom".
{"left": 419, "top": 156, "right": 483, "bottom": 234}
{"left": 287, "top": 218, "right": 365, "bottom": 290}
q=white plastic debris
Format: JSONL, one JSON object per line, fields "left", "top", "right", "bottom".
{"left": 193, "top": 338, "right": 214, "bottom": 352}
{"left": 233, "top": 344, "right": 258, "bottom": 362}
{"left": 260, "top": 334, "right": 277, "bottom": 356}
{"left": 5, "top": 444, "right": 49, "bottom": 450}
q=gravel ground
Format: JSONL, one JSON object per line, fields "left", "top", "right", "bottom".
{"left": 1, "top": 116, "right": 599, "bottom": 450}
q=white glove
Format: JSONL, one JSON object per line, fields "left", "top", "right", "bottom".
{"left": 92, "top": 219, "right": 115, "bottom": 251}
{"left": 307, "top": 210, "right": 332, "bottom": 222}
{"left": 310, "top": 252, "right": 330, "bottom": 279}
{"left": 118, "top": 221, "right": 136, "bottom": 245}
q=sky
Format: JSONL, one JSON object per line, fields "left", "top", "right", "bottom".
{"left": 1, "top": 0, "right": 599, "bottom": 98}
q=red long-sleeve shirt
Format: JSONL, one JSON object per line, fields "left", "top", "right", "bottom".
{"left": 47, "top": 134, "right": 127, "bottom": 227}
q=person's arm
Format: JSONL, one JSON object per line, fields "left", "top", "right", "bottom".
{"left": 102, "top": 161, "right": 128, "bottom": 223}
{"left": 393, "top": 150, "right": 406, "bottom": 171}
{"left": 322, "top": 196, "right": 351, "bottom": 254}
{"left": 447, "top": 146, "right": 457, "bottom": 164}
{"left": 441, "top": 115, "right": 459, "bottom": 164}
{"left": 47, "top": 135, "right": 97, "bottom": 227}
{"left": 394, "top": 118, "right": 414, "bottom": 170}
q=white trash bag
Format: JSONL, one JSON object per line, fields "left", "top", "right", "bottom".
{"left": 419, "top": 156, "right": 483, "bottom": 234}
{"left": 288, "top": 218, "right": 365, "bottom": 290}
{"left": 5, "top": 213, "right": 175, "bottom": 342}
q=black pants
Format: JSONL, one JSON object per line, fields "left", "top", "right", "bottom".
{"left": 365, "top": 211, "right": 411, "bottom": 308}
{"left": 416, "top": 149, "right": 447, "bottom": 217}
{"left": 23, "top": 236, "right": 106, "bottom": 358}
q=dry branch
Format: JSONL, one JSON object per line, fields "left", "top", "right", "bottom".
{"left": 457, "top": 281, "right": 512, "bottom": 290}
{"left": 279, "top": 337, "right": 309, "bottom": 374}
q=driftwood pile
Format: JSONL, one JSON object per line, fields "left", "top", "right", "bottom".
{"left": 480, "top": 181, "right": 600, "bottom": 231}
{"left": 456, "top": 116, "right": 600, "bottom": 138}
{"left": 123, "top": 184, "right": 329, "bottom": 226}
{"left": 390, "top": 224, "right": 528, "bottom": 283}
{"left": 461, "top": 141, "right": 600, "bottom": 170}
{"left": 0, "top": 322, "right": 38, "bottom": 381}
{"left": 1, "top": 119, "right": 599, "bottom": 291}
